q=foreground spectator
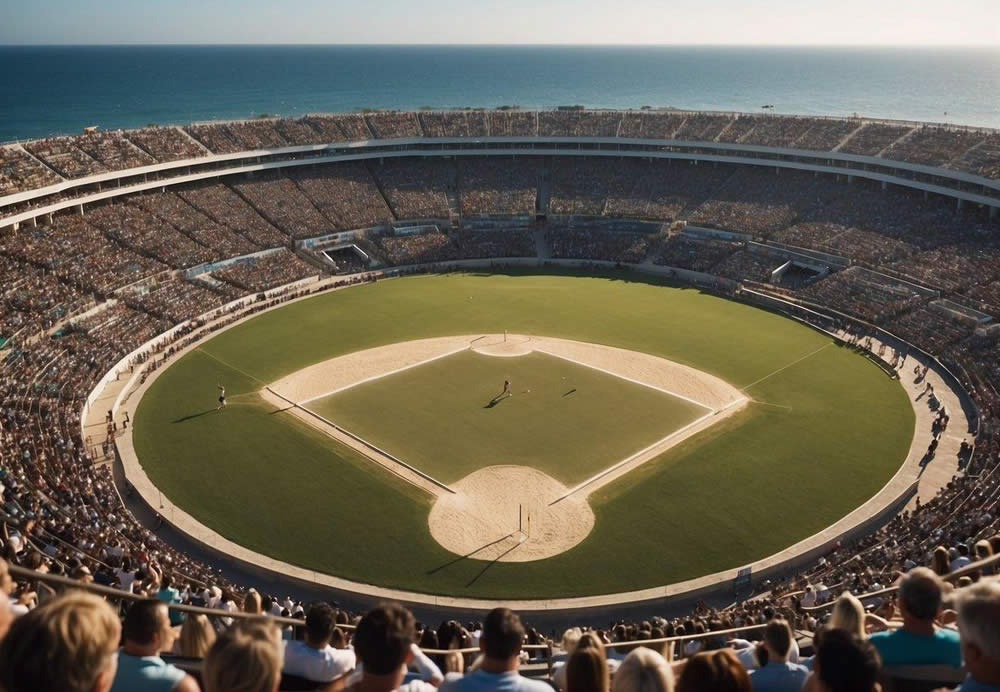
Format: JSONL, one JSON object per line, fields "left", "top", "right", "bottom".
{"left": 203, "top": 619, "right": 283, "bottom": 692}
{"left": 179, "top": 613, "right": 217, "bottom": 658}
{"left": 869, "top": 567, "right": 961, "bottom": 667}
{"left": 950, "top": 579, "right": 1000, "bottom": 691}
{"left": 611, "top": 647, "right": 674, "bottom": 692}
{"left": 440, "top": 607, "right": 550, "bottom": 692}
{"left": 566, "top": 643, "right": 609, "bottom": 692}
{"left": 675, "top": 649, "right": 750, "bottom": 692}
{"left": 747, "top": 619, "right": 810, "bottom": 692}
{"left": 349, "top": 602, "right": 434, "bottom": 692}
{"left": 283, "top": 602, "right": 356, "bottom": 684}
{"left": 804, "top": 629, "right": 882, "bottom": 692}
{"left": 0, "top": 592, "right": 120, "bottom": 692}
{"left": 111, "top": 599, "right": 200, "bottom": 692}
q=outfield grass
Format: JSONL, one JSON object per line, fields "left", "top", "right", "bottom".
{"left": 308, "top": 350, "right": 707, "bottom": 486}
{"left": 134, "top": 272, "right": 914, "bottom": 598}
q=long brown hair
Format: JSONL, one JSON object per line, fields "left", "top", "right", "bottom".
{"left": 676, "top": 649, "right": 750, "bottom": 692}
{"left": 567, "top": 646, "right": 609, "bottom": 692}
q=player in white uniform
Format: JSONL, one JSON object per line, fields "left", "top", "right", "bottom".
{"left": 217, "top": 384, "right": 227, "bottom": 410}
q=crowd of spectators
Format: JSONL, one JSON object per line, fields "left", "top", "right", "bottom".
{"left": 23, "top": 136, "right": 109, "bottom": 179}
{"left": 884, "top": 127, "right": 988, "bottom": 168}
{"left": 538, "top": 111, "right": 622, "bottom": 137}
{"left": 0, "top": 146, "right": 64, "bottom": 195}
{"left": 364, "top": 112, "right": 423, "bottom": 140}
{"left": 290, "top": 165, "right": 395, "bottom": 230}
{"left": 122, "top": 279, "right": 234, "bottom": 324}
{"left": 209, "top": 249, "right": 318, "bottom": 293}
{"left": 458, "top": 159, "right": 537, "bottom": 216}
{"left": 132, "top": 191, "right": 260, "bottom": 259}
{"left": 837, "top": 123, "right": 912, "bottom": 156}
{"left": 454, "top": 230, "right": 535, "bottom": 259}
{"left": 125, "top": 126, "right": 208, "bottom": 162}
{"left": 230, "top": 177, "right": 335, "bottom": 239}
{"left": 548, "top": 227, "right": 654, "bottom": 264}
{"left": 0, "top": 150, "right": 1000, "bottom": 692}
{"left": 619, "top": 112, "right": 687, "bottom": 140}
{"left": 373, "top": 160, "right": 453, "bottom": 219}
{"left": 177, "top": 182, "right": 290, "bottom": 249}
{"left": 374, "top": 229, "right": 461, "bottom": 265}
{"left": 84, "top": 203, "right": 217, "bottom": 269}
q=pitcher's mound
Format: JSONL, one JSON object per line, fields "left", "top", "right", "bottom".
{"left": 428, "top": 465, "right": 595, "bottom": 562}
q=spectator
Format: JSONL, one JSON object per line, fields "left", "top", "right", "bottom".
{"left": 805, "top": 629, "right": 882, "bottom": 692}
{"left": 0, "top": 591, "right": 120, "bottom": 692}
{"left": 953, "top": 545, "right": 973, "bottom": 572}
{"left": 747, "top": 619, "right": 810, "bottom": 692}
{"left": 157, "top": 573, "right": 184, "bottom": 626}
{"left": 869, "top": 567, "right": 961, "bottom": 667}
{"left": 611, "top": 647, "right": 674, "bottom": 692}
{"left": 828, "top": 592, "right": 867, "bottom": 638}
{"left": 348, "top": 602, "right": 435, "bottom": 692}
{"left": 566, "top": 643, "right": 609, "bottom": 692}
{"left": 440, "top": 608, "right": 550, "bottom": 692}
{"left": 282, "top": 602, "right": 356, "bottom": 685}
{"left": 950, "top": 579, "right": 1000, "bottom": 691}
{"left": 178, "top": 614, "right": 217, "bottom": 658}
{"left": 203, "top": 619, "right": 283, "bottom": 692}
{"left": 111, "top": 599, "right": 200, "bottom": 692}
{"left": 675, "top": 649, "right": 750, "bottom": 692}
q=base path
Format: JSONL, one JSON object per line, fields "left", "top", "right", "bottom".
{"left": 268, "top": 334, "right": 748, "bottom": 562}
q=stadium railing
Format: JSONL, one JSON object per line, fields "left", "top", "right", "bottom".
{"left": 799, "top": 551, "right": 1000, "bottom": 614}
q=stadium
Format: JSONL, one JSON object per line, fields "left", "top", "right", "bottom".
{"left": 2, "top": 107, "right": 1000, "bottom": 689}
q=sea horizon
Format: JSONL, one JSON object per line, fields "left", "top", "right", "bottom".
{"left": 2, "top": 44, "right": 999, "bottom": 141}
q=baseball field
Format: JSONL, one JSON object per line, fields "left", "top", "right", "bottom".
{"left": 133, "top": 271, "right": 914, "bottom": 599}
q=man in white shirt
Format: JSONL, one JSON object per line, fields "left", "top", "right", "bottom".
{"left": 283, "top": 602, "right": 356, "bottom": 685}
{"left": 440, "top": 608, "right": 550, "bottom": 692}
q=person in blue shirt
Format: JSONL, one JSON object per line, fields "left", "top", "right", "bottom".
{"left": 869, "top": 567, "right": 961, "bottom": 668}
{"left": 747, "top": 618, "right": 810, "bottom": 692}
{"left": 110, "top": 599, "right": 200, "bottom": 692}
{"left": 439, "top": 608, "right": 550, "bottom": 692}
{"left": 950, "top": 580, "right": 1000, "bottom": 692}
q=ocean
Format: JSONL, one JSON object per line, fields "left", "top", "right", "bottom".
{"left": 2, "top": 45, "right": 999, "bottom": 142}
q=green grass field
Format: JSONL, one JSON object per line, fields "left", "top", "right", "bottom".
{"left": 308, "top": 350, "right": 707, "bottom": 486}
{"left": 134, "top": 272, "right": 914, "bottom": 598}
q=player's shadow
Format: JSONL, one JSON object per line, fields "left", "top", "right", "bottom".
{"left": 484, "top": 396, "right": 506, "bottom": 409}
{"left": 171, "top": 409, "right": 217, "bottom": 424}
{"left": 426, "top": 533, "right": 514, "bottom": 575}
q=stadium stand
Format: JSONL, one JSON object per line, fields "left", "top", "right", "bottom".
{"left": 2, "top": 114, "right": 1000, "bottom": 692}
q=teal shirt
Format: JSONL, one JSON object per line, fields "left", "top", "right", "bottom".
{"left": 156, "top": 586, "right": 184, "bottom": 626}
{"left": 110, "top": 653, "right": 186, "bottom": 692}
{"left": 869, "top": 627, "right": 961, "bottom": 667}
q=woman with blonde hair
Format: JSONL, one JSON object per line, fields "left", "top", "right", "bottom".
{"left": 203, "top": 619, "right": 283, "bottom": 692}
{"left": 931, "top": 546, "right": 951, "bottom": 576}
{"left": 179, "top": 613, "right": 217, "bottom": 658}
{"left": 612, "top": 646, "right": 674, "bottom": 692}
{"left": 242, "top": 590, "right": 262, "bottom": 614}
{"left": 828, "top": 592, "right": 866, "bottom": 638}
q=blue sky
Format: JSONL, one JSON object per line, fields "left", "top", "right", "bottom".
{"left": 2, "top": 0, "right": 998, "bottom": 45}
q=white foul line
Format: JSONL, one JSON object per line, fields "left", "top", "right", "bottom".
{"left": 551, "top": 409, "right": 716, "bottom": 504}
{"left": 533, "top": 347, "right": 715, "bottom": 412}
{"left": 740, "top": 343, "right": 832, "bottom": 391}
{"left": 297, "top": 345, "right": 471, "bottom": 405}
